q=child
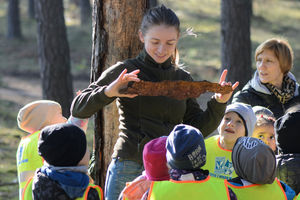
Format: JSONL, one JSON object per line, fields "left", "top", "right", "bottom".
{"left": 252, "top": 106, "right": 276, "bottom": 152}
{"left": 145, "top": 124, "right": 236, "bottom": 200}
{"left": 118, "top": 136, "right": 169, "bottom": 200}
{"left": 202, "top": 102, "right": 256, "bottom": 180}
{"left": 275, "top": 107, "right": 300, "bottom": 194}
{"left": 16, "top": 100, "right": 88, "bottom": 198}
{"left": 16, "top": 100, "right": 67, "bottom": 198}
{"left": 22, "top": 123, "right": 103, "bottom": 199}
{"left": 227, "top": 137, "right": 295, "bottom": 200}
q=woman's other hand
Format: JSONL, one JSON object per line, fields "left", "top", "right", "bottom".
{"left": 105, "top": 69, "right": 140, "bottom": 98}
{"left": 214, "top": 69, "right": 239, "bottom": 103}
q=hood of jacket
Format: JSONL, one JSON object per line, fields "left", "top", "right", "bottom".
{"left": 249, "top": 70, "right": 299, "bottom": 96}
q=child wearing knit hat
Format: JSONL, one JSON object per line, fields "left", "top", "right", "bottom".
{"left": 146, "top": 124, "right": 237, "bottom": 200}
{"left": 227, "top": 137, "right": 295, "bottom": 200}
{"left": 16, "top": 100, "right": 88, "bottom": 199}
{"left": 202, "top": 102, "right": 256, "bottom": 180}
{"left": 275, "top": 105, "right": 300, "bottom": 194}
{"left": 22, "top": 123, "right": 103, "bottom": 199}
{"left": 118, "top": 136, "right": 169, "bottom": 200}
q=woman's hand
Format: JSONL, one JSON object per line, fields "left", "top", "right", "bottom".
{"left": 214, "top": 69, "right": 239, "bottom": 103}
{"left": 104, "top": 68, "right": 140, "bottom": 98}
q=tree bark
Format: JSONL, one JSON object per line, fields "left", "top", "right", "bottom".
{"left": 6, "top": 0, "right": 22, "bottom": 39}
{"left": 28, "top": 0, "right": 35, "bottom": 19}
{"left": 80, "top": 0, "right": 91, "bottom": 25}
{"left": 91, "top": 0, "right": 146, "bottom": 187}
{"left": 221, "top": 0, "right": 252, "bottom": 90}
{"left": 35, "top": 0, "right": 74, "bottom": 117}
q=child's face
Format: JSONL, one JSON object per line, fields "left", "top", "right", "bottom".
{"left": 253, "top": 124, "right": 276, "bottom": 151}
{"left": 219, "top": 112, "right": 246, "bottom": 148}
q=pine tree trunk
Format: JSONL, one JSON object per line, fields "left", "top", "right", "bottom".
{"left": 35, "top": 0, "right": 73, "bottom": 117}
{"left": 7, "top": 0, "right": 22, "bottom": 39}
{"left": 80, "top": 0, "right": 91, "bottom": 25}
{"left": 90, "top": 0, "right": 146, "bottom": 187}
{"left": 221, "top": 0, "right": 252, "bottom": 90}
{"left": 28, "top": 0, "right": 35, "bottom": 19}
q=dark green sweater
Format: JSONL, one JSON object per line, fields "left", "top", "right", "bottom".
{"left": 71, "top": 49, "right": 226, "bottom": 164}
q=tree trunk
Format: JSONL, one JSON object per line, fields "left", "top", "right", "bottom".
{"left": 221, "top": 0, "right": 252, "bottom": 90}
{"left": 28, "top": 0, "right": 35, "bottom": 19}
{"left": 35, "top": 0, "right": 74, "bottom": 117}
{"left": 90, "top": 0, "right": 146, "bottom": 187}
{"left": 80, "top": 0, "right": 91, "bottom": 25}
{"left": 7, "top": 0, "right": 22, "bottom": 39}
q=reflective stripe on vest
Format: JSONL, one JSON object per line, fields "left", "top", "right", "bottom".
{"left": 226, "top": 178, "right": 287, "bottom": 200}
{"left": 22, "top": 177, "right": 103, "bottom": 200}
{"left": 148, "top": 176, "right": 230, "bottom": 200}
{"left": 295, "top": 194, "right": 300, "bottom": 200}
{"left": 202, "top": 135, "right": 237, "bottom": 180}
{"left": 17, "top": 131, "right": 43, "bottom": 190}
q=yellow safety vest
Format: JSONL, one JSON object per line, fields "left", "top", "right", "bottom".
{"left": 295, "top": 194, "right": 300, "bottom": 200}
{"left": 17, "top": 131, "right": 43, "bottom": 190}
{"left": 202, "top": 135, "right": 237, "bottom": 180}
{"left": 226, "top": 178, "right": 287, "bottom": 200}
{"left": 22, "top": 177, "right": 103, "bottom": 200}
{"left": 148, "top": 176, "right": 230, "bottom": 200}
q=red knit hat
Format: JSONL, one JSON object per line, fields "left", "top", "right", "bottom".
{"left": 143, "top": 136, "right": 170, "bottom": 181}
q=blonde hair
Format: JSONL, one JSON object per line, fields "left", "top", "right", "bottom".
{"left": 255, "top": 38, "right": 294, "bottom": 75}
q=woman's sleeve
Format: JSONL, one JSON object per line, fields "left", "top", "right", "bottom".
{"left": 71, "top": 62, "right": 125, "bottom": 118}
{"left": 231, "top": 90, "right": 251, "bottom": 105}
{"left": 183, "top": 96, "right": 226, "bottom": 137}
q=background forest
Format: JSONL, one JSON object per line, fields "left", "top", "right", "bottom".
{"left": 1, "top": 0, "right": 300, "bottom": 199}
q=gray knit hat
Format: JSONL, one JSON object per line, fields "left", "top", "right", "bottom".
{"left": 223, "top": 103, "right": 256, "bottom": 137}
{"left": 232, "top": 137, "right": 276, "bottom": 184}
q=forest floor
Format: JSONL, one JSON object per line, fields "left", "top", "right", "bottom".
{"left": 1, "top": 0, "right": 300, "bottom": 199}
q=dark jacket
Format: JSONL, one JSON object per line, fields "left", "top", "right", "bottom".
{"left": 32, "top": 169, "right": 100, "bottom": 200}
{"left": 232, "top": 71, "right": 300, "bottom": 119}
{"left": 276, "top": 153, "right": 300, "bottom": 194}
{"left": 71, "top": 49, "right": 226, "bottom": 164}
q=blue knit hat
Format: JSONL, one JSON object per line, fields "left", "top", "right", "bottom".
{"left": 166, "top": 124, "right": 206, "bottom": 170}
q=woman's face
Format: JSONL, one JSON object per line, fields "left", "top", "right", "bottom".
{"left": 253, "top": 124, "right": 276, "bottom": 152}
{"left": 256, "top": 49, "right": 284, "bottom": 89}
{"left": 139, "top": 24, "right": 179, "bottom": 64}
{"left": 219, "top": 112, "right": 246, "bottom": 149}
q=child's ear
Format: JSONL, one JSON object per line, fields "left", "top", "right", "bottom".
{"left": 138, "top": 30, "right": 145, "bottom": 43}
